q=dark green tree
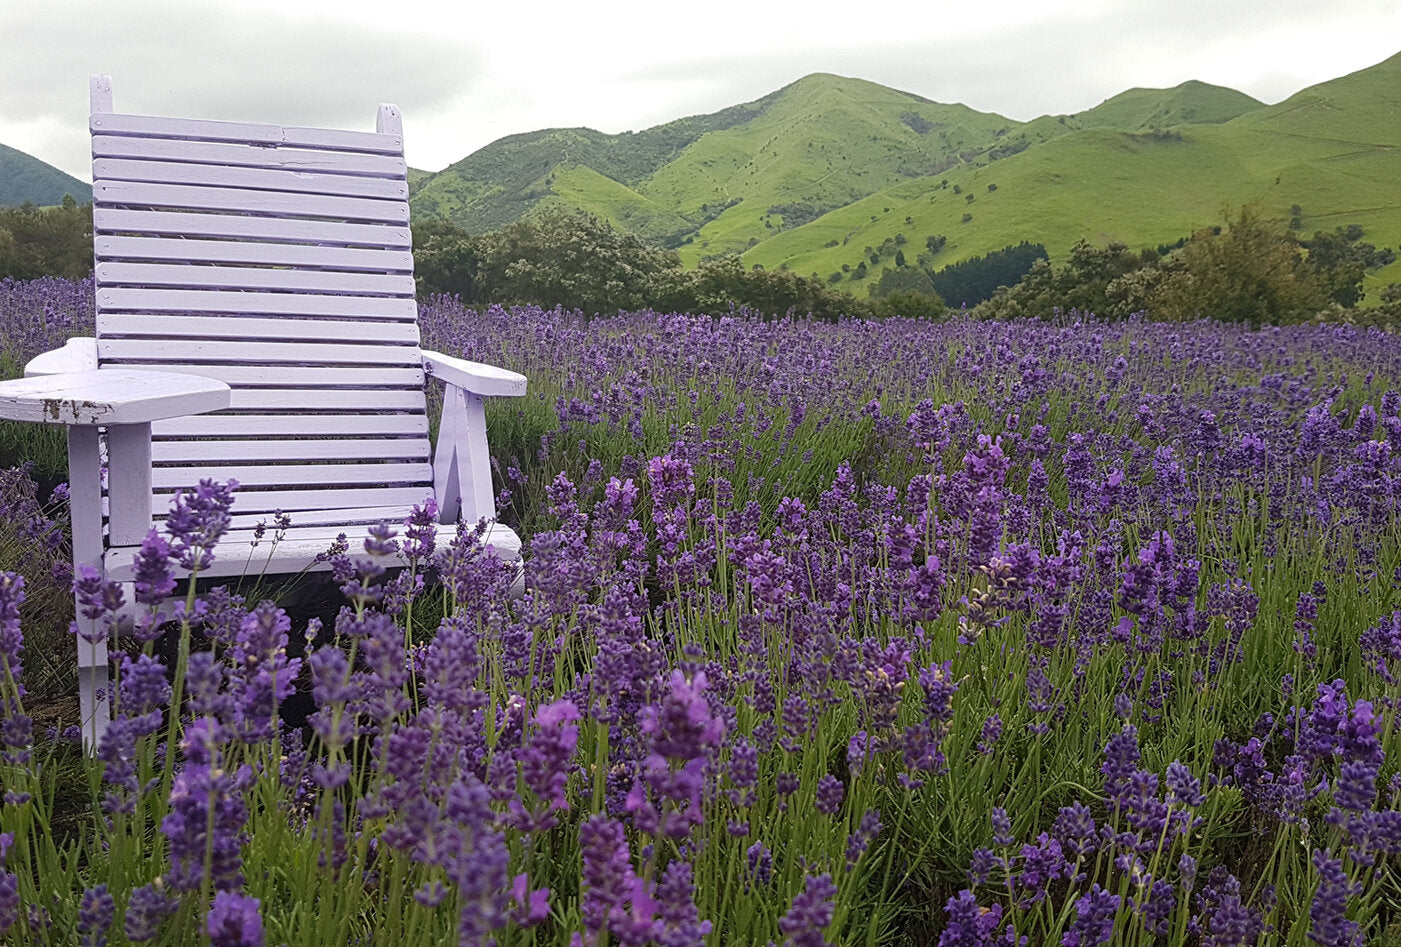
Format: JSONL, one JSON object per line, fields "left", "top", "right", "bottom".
{"left": 476, "top": 208, "right": 682, "bottom": 313}
{"left": 930, "top": 242, "right": 1048, "bottom": 307}
{"left": 1152, "top": 206, "right": 1327, "bottom": 326}
{"left": 412, "top": 219, "right": 484, "bottom": 300}
{"left": 0, "top": 197, "right": 93, "bottom": 280}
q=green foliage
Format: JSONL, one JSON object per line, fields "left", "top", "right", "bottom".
{"left": 929, "top": 241, "right": 1048, "bottom": 307}
{"left": 976, "top": 239, "right": 1153, "bottom": 319}
{"left": 477, "top": 208, "right": 683, "bottom": 314}
{"left": 408, "top": 209, "right": 866, "bottom": 318}
{"left": 766, "top": 202, "right": 832, "bottom": 230}
{"left": 973, "top": 208, "right": 1364, "bottom": 326}
{"left": 1301, "top": 225, "right": 1396, "bottom": 308}
{"left": 0, "top": 199, "right": 93, "bottom": 281}
{"left": 871, "top": 263, "right": 938, "bottom": 300}
{"left": 872, "top": 289, "right": 947, "bottom": 320}
{"left": 412, "top": 219, "right": 484, "bottom": 300}
{"left": 657, "top": 255, "right": 869, "bottom": 319}
{"left": 1152, "top": 206, "right": 1329, "bottom": 326}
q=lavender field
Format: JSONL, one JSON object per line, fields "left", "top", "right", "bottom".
{"left": 1, "top": 275, "right": 1400, "bottom": 945}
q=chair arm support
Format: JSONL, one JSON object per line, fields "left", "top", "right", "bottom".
{"left": 422, "top": 350, "right": 527, "bottom": 398}
{"left": 25, "top": 337, "right": 98, "bottom": 376}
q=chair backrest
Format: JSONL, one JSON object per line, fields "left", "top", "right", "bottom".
{"left": 88, "top": 76, "right": 436, "bottom": 531}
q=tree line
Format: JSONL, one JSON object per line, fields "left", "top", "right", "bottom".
{"left": 413, "top": 209, "right": 890, "bottom": 319}
{"left": 4, "top": 196, "right": 1399, "bottom": 326}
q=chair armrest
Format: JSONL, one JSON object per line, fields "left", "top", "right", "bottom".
{"left": 25, "top": 337, "right": 99, "bottom": 376}
{"left": 0, "top": 369, "right": 230, "bottom": 425}
{"left": 422, "top": 350, "right": 527, "bottom": 398}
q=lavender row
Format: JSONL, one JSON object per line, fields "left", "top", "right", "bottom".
{"left": 0, "top": 280, "right": 1396, "bottom": 943}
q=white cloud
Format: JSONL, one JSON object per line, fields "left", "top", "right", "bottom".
{"left": 3, "top": 0, "right": 1398, "bottom": 182}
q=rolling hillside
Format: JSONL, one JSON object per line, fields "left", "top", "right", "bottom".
{"left": 0, "top": 143, "right": 91, "bottom": 206}
{"left": 407, "top": 51, "right": 1401, "bottom": 298}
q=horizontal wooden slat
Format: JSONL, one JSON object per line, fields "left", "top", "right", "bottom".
{"left": 153, "top": 438, "right": 431, "bottom": 463}
{"left": 95, "top": 236, "right": 414, "bottom": 272}
{"left": 97, "top": 288, "right": 418, "bottom": 319}
{"left": 94, "top": 158, "right": 409, "bottom": 199}
{"left": 153, "top": 414, "right": 430, "bottom": 437}
{"left": 100, "top": 339, "right": 422, "bottom": 365}
{"left": 96, "top": 263, "right": 415, "bottom": 296}
{"left": 225, "top": 505, "right": 427, "bottom": 530}
{"left": 92, "top": 113, "right": 401, "bottom": 155}
{"left": 150, "top": 484, "right": 436, "bottom": 515}
{"left": 227, "top": 389, "right": 425, "bottom": 411}
{"left": 94, "top": 181, "right": 409, "bottom": 224}
{"left": 152, "top": 462, "right": 433, "bottom": 489}
{"left": 94, "top": 209, "right": 411, "bottom": 248}
{"left": 98, "top": 314, "right": 420, "bottom": 344}
{"left": 92, "top": 135, "right": 406, "bottom": 177}
{"left": 121, "top": 364, "right": 425, "bottom": 387}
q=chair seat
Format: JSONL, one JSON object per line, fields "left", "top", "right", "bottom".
{"left": 104, "top": 516, "right": 523, "bottom": 582}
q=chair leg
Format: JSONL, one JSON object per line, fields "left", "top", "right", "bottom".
{"left": 67, "top": 425, "right": 108, "bottom": 753}
{"left": 76, "top": 631, "right": 110, "bottom": 753}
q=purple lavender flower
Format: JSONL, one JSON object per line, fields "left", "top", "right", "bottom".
{"left": 1359, "top": 610, "right": 1401, "bottom": 683}
{"left": 227, "top": 602, "right": 301, "bottom": 744}
{"left": 123, "top": 882, "right": 177, "bottom": 942}
{"left": 653, "top": 859, "right": 712, "bottom": 946}
{"left": 161, "top": 718, "right": 251, "bottom": 892}
{"left": 578, "top": 814, "right": 639, "bottom": 945}
{"left": 1192, "top": 867, "right": 1264, "bottom": 946}
{"left": 977, "top": 714, "right": 1003, "bottom": 755}
{"left": 939, "top": 890, "right": 1005, "bottom": 947}
{"left": 628, "top": 670, "right": 724, "bottom": 839}
{"left": 1308, "top": 850, "right": 1362, "bottom": 947}
{"left": 0, "top": 865, "right": 16, "bottom": 942}
{"left": 130, "top": 528, "right": 176, "bottom": 638}
{"left": 77, "top": 884, "right": 114, "bottom": 947}
{"left": 778, "top": 873, "right": 838, "bottom": 947}
{"left": 165, "top": 478, "right": 239, "bottom": 572}
{"left": 1165, "top": 760, "right": 1205, "bottom": 807}
{"left": 0, "top": 572, "right": 26, "bottom": 684}
{"left": 746, "top": 841, "right": 773, "bottom": 887}
{"left": 1054, "top": 802, "right": 1098, "bottom": 858}
{"left": 514, "top": 699, "right": 580, "bottom": 830}
{"left": 815, "top": 775, "right": 844, "bottom": 816}
{"left": 1062, "top": 883, "right": 1118, "bottom": 946}
{"left": 206, "top": 891, "right": 263, "bottom": 947}
{"left": 1101, "top": 725, "right": 1141, "bottom": 809}
{"left": 991, "top": 807, "right": 1014, "bottom": 847}
{"left": 846, "top": 809, "right": 881, "bottom": 867}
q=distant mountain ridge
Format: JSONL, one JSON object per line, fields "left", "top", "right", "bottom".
{"left": 0, "top": 143, "right": 91, "bottom": 206}
{"left": 408, "top": 52, "right": 1401, "bottom": 296}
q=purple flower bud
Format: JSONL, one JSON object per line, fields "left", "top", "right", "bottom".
{"left": 1308, "top": 850, "right": 1362, "bottom": 947}
{"left": 206, "top": 891, "right": 263, "bottom": 947}
{"left": 778, "top": 873, "right": 838, "bottom": 947}
{"left": 77, "top": 884, "right": 114, "bottom": 947}
{"left": 1061, "top": 883, "right": 1118, "bottom": 946}
{"left": 815, "top": 775, "right": 844, "bottom": 816}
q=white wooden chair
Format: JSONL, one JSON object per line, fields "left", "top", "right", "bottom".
{"left": 0, "top": 77, "right": 526, "bottom": 749}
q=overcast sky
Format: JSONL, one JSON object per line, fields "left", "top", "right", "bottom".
{"left": 4, "top": 0, "right": 1399, "bottom": 183}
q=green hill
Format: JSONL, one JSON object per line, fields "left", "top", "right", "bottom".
{"left": 1073, "top": 80, "right": 1263, "bottom": 130}
{"left": 0, "top": 143, "right": 91, "bottom": 206}
{"left": 409, "top": 51, "right": 1401, "bottom": 302}
{"left": 744, "top": 52, "right": 1401, "bottom": 300}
